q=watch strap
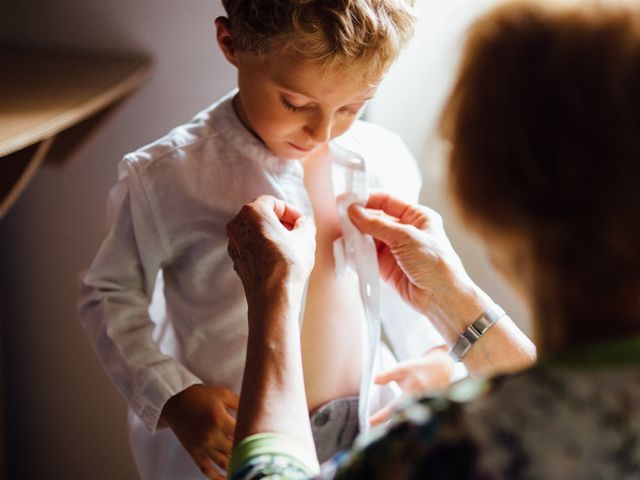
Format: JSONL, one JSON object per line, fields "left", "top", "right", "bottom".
{"left": 449, "top": 304, "right": 506, "bottom": 362}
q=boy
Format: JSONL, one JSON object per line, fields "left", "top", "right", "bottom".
{"left": 78, "top": 1, "right": 452, "bottom": 479}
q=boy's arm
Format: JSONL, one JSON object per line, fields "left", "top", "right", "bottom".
{"left": 78, "top": 164, "right": 201, "bottom": 432}
{"left": 80, "top": 162, "right": 241, "bottom": 477}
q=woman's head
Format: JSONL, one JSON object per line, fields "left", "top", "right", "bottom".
{"left": 441, "top": 0, "right": 640, "bottom": 352}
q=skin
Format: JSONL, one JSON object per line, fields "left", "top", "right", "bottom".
{"left": 226, "top": 196, "right": 317, "bottom": 458}
{"left": 300, "top": 144, "right": 367, "bottom": 410}
{"left": 347, "top": 194, "right": 537, "bottom": 377}
{"left": 369, "top": 345, "right": 452, "bottom": 427}
{"left": 161, "top": 386, "right": 238, "bottom": 479}
{"left": 226, "top": 193, "right": 536, "bottom": 475}
{"left": 162, "top": 18, "right": 456, "bottom": 478}
{"left": 216, "top": 16, "right": 378, "bottom": 410}
{"left": 215, "top": 17, "right": 376, "bottom": 161}
{"left": 216, "top": 18, "right": 455, "bottom": 413}
{"left": 161, "top": 17, "right": 372, "bottom": 477}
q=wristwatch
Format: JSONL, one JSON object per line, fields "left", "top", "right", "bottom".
{"left": 449, "top": 304, "right": 506, "bottom": 362}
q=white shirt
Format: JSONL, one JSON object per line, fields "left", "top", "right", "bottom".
{"left": 78, "top": 91, "right": 444, "bottom": 479}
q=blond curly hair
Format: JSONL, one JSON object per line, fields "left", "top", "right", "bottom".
{"left": 221, "top": 0, "right": 416, "bottom": 80}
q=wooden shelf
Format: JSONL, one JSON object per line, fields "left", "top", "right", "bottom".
{"left": 0, "top": 45, "right": 151, "bottom": 219}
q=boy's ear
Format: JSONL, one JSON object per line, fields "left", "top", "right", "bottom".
{"left": 215, "top": 16, "right": 239, "bottom": 67}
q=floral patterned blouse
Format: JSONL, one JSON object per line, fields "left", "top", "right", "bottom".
{"left": 230, "top": 337, "right": 640, "bottom": 479}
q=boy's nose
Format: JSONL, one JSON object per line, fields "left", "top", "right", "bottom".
{"left": 303, "top": 113, "right": 332, "bottom": 144}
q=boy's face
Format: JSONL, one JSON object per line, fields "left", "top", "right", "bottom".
{"left": 232, "top": 52, "right": 378, "bottom": 160}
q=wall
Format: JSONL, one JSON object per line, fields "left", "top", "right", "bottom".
{"left": 0, "top": 1, "right": 233, "bottom": 478}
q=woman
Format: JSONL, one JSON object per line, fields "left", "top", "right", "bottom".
{"left": 226, "top": 1, "right": 640, "bottom": 478}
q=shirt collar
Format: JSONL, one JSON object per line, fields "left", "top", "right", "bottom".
{"left": 210, "top": 89, "right": 304, "bottom": 176}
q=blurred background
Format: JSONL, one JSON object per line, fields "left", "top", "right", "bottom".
{"left": 0, "top": 0, "right": 526, "bottom": 478}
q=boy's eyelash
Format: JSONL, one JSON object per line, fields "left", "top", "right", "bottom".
{"left": 280, "top": 97, "right": 365, "bottom": 115}
{"left": 281, "top": 98, "right": 304, "bottom": 112}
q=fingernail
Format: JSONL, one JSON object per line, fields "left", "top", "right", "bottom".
{"left": 350, "top": 204, "right": 366, "bottom": 216}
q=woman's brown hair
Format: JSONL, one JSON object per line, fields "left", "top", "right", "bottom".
{"left": 441, "top": 1, "right": 640, "bottom": 353}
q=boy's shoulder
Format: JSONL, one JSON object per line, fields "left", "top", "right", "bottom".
{"left": 122, "top": 91, "right": 242, "bottom": 175}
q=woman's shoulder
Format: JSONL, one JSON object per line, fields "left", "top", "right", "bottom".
{"left": 331, "top": 365, "right": 640, "bottom": 479}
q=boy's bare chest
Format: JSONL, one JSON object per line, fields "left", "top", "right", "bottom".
{"left": 300, "top": 146, "right": 364, "bottom": 405}
{"left": 302, "top": 147, "right": 342, "bottom": 249}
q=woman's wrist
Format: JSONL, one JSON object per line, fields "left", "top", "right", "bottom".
{"left": 247, "top": 266, "right": 305, "bottom": 303}
{"left": 425, "top": 268, "right": 495, "bottom": 346}
{"left": 247, "top": 276, "right": 306, "bottom": 329}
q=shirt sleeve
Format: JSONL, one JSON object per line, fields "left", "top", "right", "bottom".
{"left": 229, "top": 433, "right": 321, "bottom": 480}
{"left": 77, "top": 158, "right": 201, "bottom": 432}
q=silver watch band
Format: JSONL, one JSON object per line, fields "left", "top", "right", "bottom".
{"left": 449, "top": 304, "right": 506, "bottom": 362}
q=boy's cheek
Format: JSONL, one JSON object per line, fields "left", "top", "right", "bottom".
{"left": 253, "top": 107, "right": 293, "bottom": 133}
{"left": 332, "top": 118, "right": 357, "bottom": 140}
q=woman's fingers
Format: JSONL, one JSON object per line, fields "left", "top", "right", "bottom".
{"left": 365, "top": 192, "right": 433, "bottom": 226}
{"left": 348, "top": 203, "right": 413, "bottom": 246}
{"left": 227, "top": 195, "right": 316, "bottom": 285}
{"left": 254, "top": 194, "right": 303, "bottom": 228}
{"left": 360, "top": 192, "right": 442, "bottom": 231}
{"left": 363, "top": 192, "right": 412, "bottom": 218}
{"left": 249, "top": 196, "right": 315, "bottom": 249}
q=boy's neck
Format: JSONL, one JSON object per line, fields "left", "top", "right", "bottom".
{"left": 232, "top": 94, "right": 261, "bottom": 143}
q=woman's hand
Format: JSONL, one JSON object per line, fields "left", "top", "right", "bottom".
{"left": 226, "top": 195, "right": 316, "bottom": 304}
{"left": 226, "top": 196, "right": 319, "bottom": 464}
{"left": 349, "top": 193, "right": 536, "bottom": 375}
{"left": 348, "top": 192, "right": 492, "bottom": 343}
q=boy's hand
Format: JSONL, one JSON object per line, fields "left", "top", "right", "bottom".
{"left": 161, "top": 384, "right": 239, "bottom": 479}
{"left": 376, "top": 346, "right": 453, "bottom": 395}
{"left": 369, "top": 347, "right": 453, "bottom": 426}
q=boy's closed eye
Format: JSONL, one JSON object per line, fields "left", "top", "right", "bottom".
{"left": 280, "top": 96, "right": 310, "bottom": 112}
{"left": 280, "top": 95, "right": 367, "bottom": 116}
